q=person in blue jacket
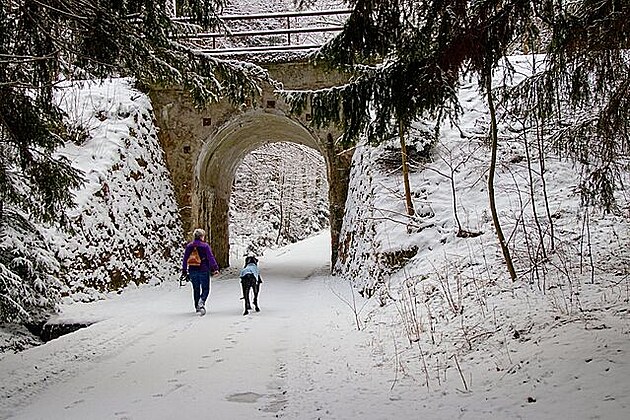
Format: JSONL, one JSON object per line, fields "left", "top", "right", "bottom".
{"left": 182, "top": 228, "right": 220, "bottom": 315}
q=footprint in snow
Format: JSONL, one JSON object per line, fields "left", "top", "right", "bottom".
{"left": 114, "top": 411, "right": 131, "bottom": 420}
{"left": 226, "top": 392, "right": 264, "bottom": 403}
{"left": 79, "top": 385, "right": 95, "bottom": 394}
{"left": 64, "top": 399, "right": 85, "bottom": 409}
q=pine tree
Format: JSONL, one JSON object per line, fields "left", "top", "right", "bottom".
{"left": 0, "top": 0, "right": 267, "bottom": 322}
{"left": 508, "top": 0, "right": 630, "bottom": 211}
{"left": 285, "top": 0, "right": 630, "bottom": 280}
{"left": 285, "top": 0, "right": 534, "bottom": 280}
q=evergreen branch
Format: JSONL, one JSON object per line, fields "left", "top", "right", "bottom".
{"left": 0, "top": 52, "right": 60, "bottom": 63}
{"left": 27, "top": 0, "right": 91, "bottom": 20}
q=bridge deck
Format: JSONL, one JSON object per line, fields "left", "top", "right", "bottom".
{"left": 176, "top": 8, "right": 351, "bottom": 55}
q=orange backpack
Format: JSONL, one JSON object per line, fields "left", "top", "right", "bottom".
{"left": 187, "top": 247, "right": 202, "bottom": 267}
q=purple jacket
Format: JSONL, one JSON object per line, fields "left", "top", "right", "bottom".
{"left": 182, "top": 239, "right": 219, "bottom": 273}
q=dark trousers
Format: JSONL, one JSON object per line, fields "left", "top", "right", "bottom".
{"left": 190, "top": 270, "right": 210, "bottom": 309}
{"left": 240, "top": 274, "right": 260, "bottom": 311}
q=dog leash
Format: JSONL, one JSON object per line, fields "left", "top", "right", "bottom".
{"left": 179, "top": 273, "right": 189, "bottom": 287}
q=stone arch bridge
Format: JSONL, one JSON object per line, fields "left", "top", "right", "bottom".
{"left": 150, "top": 61, "right": 353, "bottom": 269}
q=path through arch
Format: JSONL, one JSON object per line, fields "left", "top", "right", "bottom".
{"left": 229, "top": 141, "right": 330, "bottom": 264}
{"left": 195, "top": 111, "right": 333, "bottom": 268}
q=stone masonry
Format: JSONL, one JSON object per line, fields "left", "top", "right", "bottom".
{"left": 150, "top": 60, "right": 353, "bottom": 268}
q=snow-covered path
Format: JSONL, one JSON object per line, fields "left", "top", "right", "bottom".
{"left": 0, "top": 232, "right": 403, "bottom": 420}
{"left": 3, "top": 231, "right": 630, "bottom": 420}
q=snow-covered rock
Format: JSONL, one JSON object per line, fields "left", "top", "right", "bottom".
{"left": 46, "top": 79, "right": 183, "bottom": 299}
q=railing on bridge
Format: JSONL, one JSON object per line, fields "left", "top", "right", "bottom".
{"left": 175, "top": 9, "right": 351, "bottom": 56}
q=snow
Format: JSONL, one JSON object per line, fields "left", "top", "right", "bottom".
{"left": 45, "top": 79, "right": 183, "bottom": 299}
{"left": 229, "top": 142, "right": 329, "bottom": 259}
{"left": 1, "top": 231, "right": 629, "bottom": 419}
{"left": 331, "top": 54, "right": 630, "bottom": 418}
{"left": 198, "top": 0, "right": 350, "bottom": 61}
{"left": 1, "top": 20, "right": 629, "bottom": 418}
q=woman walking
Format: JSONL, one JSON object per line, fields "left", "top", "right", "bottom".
{"left": 182, "top": 228, "right": 220, "bottom": 315}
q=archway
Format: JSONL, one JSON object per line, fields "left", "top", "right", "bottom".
{"left": 194, "top": 111, "right": 328, "bottom": 268}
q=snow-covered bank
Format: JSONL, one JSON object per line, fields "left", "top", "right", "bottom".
{"left": 1, "top": 79, "right": 184, "bottom": 352}
{"left": 49, "top": 79, "right": 183, "bottom": 299}
{"left": 334, "top": 54, "right": 630, "bottom": 417}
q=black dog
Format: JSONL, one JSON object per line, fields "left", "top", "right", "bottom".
{"left": 239, "top": 256, "right": 262, "bottom": 315}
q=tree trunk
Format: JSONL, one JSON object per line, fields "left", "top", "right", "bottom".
{"left": 532, "top": 53, "right": 555, "bottom": 252}
{"left": 523, "top": 122, "right": 547, "bottom": 260}
{"left": 275, "top": 170, "right": 285, "bottom": 245}
{"left": 399, "top": 121, "right": 415, "bottom": 216}
{"left": 486, "top": 75, "right": 517, "bottom": 281}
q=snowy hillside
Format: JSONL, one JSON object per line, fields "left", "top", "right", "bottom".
{"left": 47, "top": 80, "right": 183, "bottom": 300}
{"left": 335, "top": 54, "right": 630, "bottom": 412}
{"left": 338, "top": 54, "right": 630, "bottom": 290}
